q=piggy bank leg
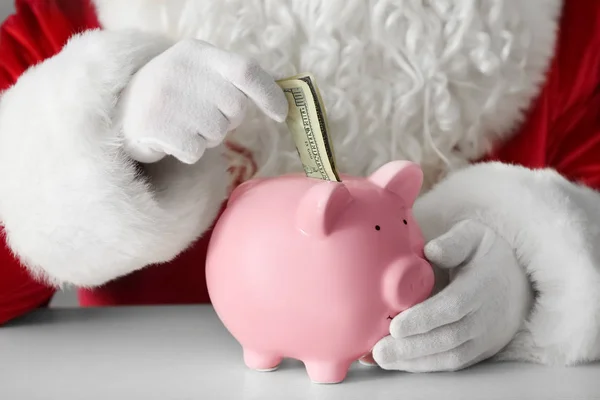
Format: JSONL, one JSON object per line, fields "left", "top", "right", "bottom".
{"left": 243, "top": 349, "right": 282, "bottom": 372}
{"left": 304, "top": 360, "right": 353, "bottom": 384}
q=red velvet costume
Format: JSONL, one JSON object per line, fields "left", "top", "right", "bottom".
{"left": 0, "top": 0, "right": 599, "bottom": 325}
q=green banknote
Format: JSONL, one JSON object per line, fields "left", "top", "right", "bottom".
{"left": 277, "top": 73, "right": 341, "bottom": 182}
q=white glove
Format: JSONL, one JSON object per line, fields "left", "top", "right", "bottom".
{"left": 372, "top": 219, "right": 533, "bottom": 372}
{"left": 118, "top": 39, "right": 288, "bottom": 164}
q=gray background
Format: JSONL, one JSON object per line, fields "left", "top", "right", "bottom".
{"left": 1, "top": 0, "right": 78, "bottom": 308}
{"left": 0, "top": 1, "right": 11, "bottom": 20}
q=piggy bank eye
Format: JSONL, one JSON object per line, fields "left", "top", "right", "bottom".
{"left": 375, "top": 225, "right": 381, "bottom": 231}
{"left": 403, "top": 219, "right": 408, "bottom": 225}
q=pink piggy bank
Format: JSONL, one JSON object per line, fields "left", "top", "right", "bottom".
{"left": 206, "top": 160, "right": 434, "bottom": 384}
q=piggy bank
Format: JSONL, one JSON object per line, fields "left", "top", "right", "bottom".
{"left": 206, "top": 160, "right": 434, "bottom": 384}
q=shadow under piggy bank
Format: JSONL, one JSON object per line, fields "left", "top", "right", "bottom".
{"left": 206, "top": 160, "right": 435, "bottom": 384}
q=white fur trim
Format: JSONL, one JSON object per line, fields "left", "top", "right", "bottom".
{"left": 414, "top": 163, "right": 600, "bottom": 366}
{"left": 94, "top": 0, "right": 562, "bottom": 190}
{"left": 0, "top": 30, "right": 228, "bottom": 287}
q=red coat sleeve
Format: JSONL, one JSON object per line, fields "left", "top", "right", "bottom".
{"left": 0, "top": 0, "right": 99, "bottom": 325}
{"left": 487, "top": 1, "right": 600, "bottom": 190}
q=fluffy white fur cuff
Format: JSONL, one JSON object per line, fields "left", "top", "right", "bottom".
{"left": 0, "top": 30, "right": 228, "bottom": 287}
{"left": 414, "top": 162, "right": 600, "bottom": 366}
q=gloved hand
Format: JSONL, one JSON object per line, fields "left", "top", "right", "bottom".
{"left": 118, "top": 39, "right": 288, "bottom": 164}
{"left": 372, "top": 219, "right": 533, "bottom": 372}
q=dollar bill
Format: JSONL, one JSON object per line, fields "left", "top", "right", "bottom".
{"left": 277, "top": 73, "right": 341, "bottom": 182}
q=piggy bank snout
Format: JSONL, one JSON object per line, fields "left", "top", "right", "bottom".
{"left": 382, "top": 258, "right": 434, "bottom": 312}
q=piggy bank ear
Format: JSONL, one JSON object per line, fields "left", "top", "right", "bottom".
{"left": 369, "top": 161, "right": 423, "bottom": 204}
{"left": 296, "top": 182, "right": 353, "bottom": 237}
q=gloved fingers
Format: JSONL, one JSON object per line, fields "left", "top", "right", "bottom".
{"left": 373, "top": 336, "right": 480, "bottom": 372}
{"left": 381, "top": 312, "right": 480, "bottom": 359}
{"left": 389, "top": 275, "right": 480, "bottom": 338}
{"left": 123, "top": 101, "right": 223, "bottom": 164}
{"left": 124, "top": 141, "right": 168, "bottom": 164}
{"left": 424, "top": 220, "right": 485, "bottom": 269}
{"left": 120, "top": 38, "right": 286, "bottom": 165}
{"left": 205, "top": 45, "right": 288, "bottom": 122}
{"left": 136, "top": 95, "right": 227, "bottom": 164}
{"left": 132, "top": 135, "right": 208, "bottom": 166}
{"left": 211, "top": 82, "right": 249, "bottom": 134}
{"left": 179, "top": 80, "right": 244, "bottom": 148}
{"left": 184, "top": 71, "right": 250, "bottom": 141}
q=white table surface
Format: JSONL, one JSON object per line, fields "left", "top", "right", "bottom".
{"left": 1, "top": 306, "right": 599, "bottom": 400}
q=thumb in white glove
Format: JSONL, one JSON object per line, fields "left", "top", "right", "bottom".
{"left": 117, "top": 39, "right": 288, "bottom": 164}
{"left": 372, "top": 220, "right": 533, "bottom": 372}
